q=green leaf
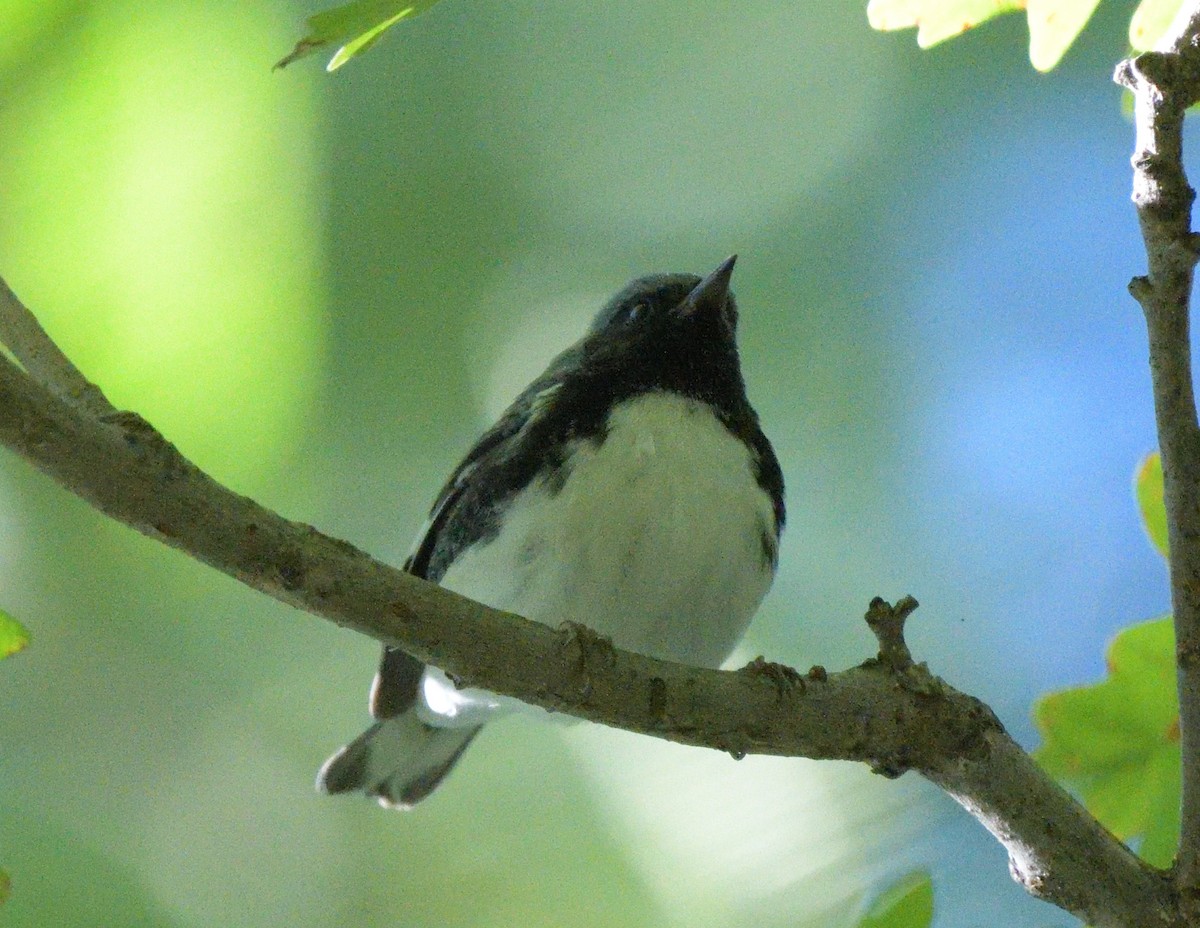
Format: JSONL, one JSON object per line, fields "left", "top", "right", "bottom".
{"left": 1035, "top": 617, "right": 1180, "bottom": 867}
{"left": 0, "top": 609, "right": 29, "bottom": 660}
{"left": 1026, "top": 0, "right": 1103, "bottom": 71}
{"left": 277, "top": 1, "right": 444, "bottom": 71}
{"left": 1130, "top": 0, "right": 1184, "bottom": 51}
{"left": 867, "top": 0, "right": 1103, "bottom": 71}
{"left": 858, "top": 872, "right": 934, "bottom": 928}
{"left": 1137, "top": 452, "right": 1169, "bottom": 558}
{"left": 0, "top": 868, "right": 9, "bottom": 906}
{"left": 866, "top": 0, "right": 1023, "bottom": 49}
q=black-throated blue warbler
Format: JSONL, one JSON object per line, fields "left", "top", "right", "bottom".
{"left": 318, "top": 255, "right": 785, "bottom": 807}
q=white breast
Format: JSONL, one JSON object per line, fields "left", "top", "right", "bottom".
{"left": 417, "top": 392, "right": 778, "bottom": 728}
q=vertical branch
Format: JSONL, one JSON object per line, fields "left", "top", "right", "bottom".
{"left": 1116, "top": 0, "right": 1200, "bottom": 896}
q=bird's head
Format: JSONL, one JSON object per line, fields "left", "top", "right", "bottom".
{"left": 579, "top": 255, "right": 745, "bottom": 405}
{"left": 588, "top": 254, "right": 739, "bottom": 341}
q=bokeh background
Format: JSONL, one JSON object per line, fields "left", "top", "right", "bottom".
{"left": 0, "top": 1, "right": 1173, "bottom": 925}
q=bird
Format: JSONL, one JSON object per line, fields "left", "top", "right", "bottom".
{"left": 317, "top": 255, "right": 785, "bottom": 808}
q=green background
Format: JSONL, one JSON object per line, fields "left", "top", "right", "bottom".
{"left": 0, "top": 1, "right": 1168, "bottom": 925}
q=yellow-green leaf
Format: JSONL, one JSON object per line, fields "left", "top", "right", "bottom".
{"left": 868, "top": 0, "right": 1105, "bottom": 70}
{"left": 858, "top": 872, "right": 934, "bottom": 928}
{"left": 1026, "top": 0, "right": 1103, "bottom": 71}
{"left": 1137, "top": 452, "right": 1169, "bottom": 559}
{"left": 867, "top": 0, "right": 1023, "bottom": 49}
{"left": 0, "top": 609, "right": 29, "bottom": 659}
{"left": 1035, "top": 617, "right": 1180, "bottom": 867}
{"left": 277, "top": 0, "right": 444, "bottom": 70}
{"left": 326, "top": 8, "right": 414, "bottom": 70}
{"left": 1130, "top": 0, "right": 1184, "bottom": 51}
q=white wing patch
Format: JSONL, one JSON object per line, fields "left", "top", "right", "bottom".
{"left": 525, "top": 383, "right": 562, "bottom": 424}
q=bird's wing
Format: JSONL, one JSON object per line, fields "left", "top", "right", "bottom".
{"left": 368, "top": 362, "right": 574, "bottom": 720}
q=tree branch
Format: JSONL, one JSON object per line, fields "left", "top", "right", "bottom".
{"left": 0, "top": 278, "right": 113, "bottom": 415}
{"left": 1116, "top": 0, "right": 1200, "bottom": 897}
{"left": 0, "top": 282, "right": 1176, "bottom": 928}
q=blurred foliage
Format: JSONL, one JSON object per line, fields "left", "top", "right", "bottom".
{"left": 0, "top": 0, "right": 1182, "bottom": 926}
{"left": 867, "top": 1, "right": 1022, "bottom": 53}
{"left": 857, "top": 872, "right": 934, "bottom": 928}
{"left": 869, "top": 0, "right": 1183, "bottom": 69}
{"left": 290, "top": 0, "right": 1186, "bottom": 74}
{"left": 0, "top": 0, "right": 325, "bottom": 492}
{"left": 1130, "top": 0, "right": 1184, "bottom": 49}
{"left": 0, "top": 608, "right": 29, "bottom": 659}
{"left": 1035, "top": 470, "right": 1179, "bottom": 867}
{"left": 277, "top": 0, "right": 445, "bottom": 69}
{"left": 0, "top": 814, "right": 179, "bottom": 927}
{"left": 0, "top": 552, "right": 28, "bottom": 906}
{"left": 1137, "top": 453, "right": 1169, "bottom": 558}
{"left": 1035, "top": 617, "right": 1180, "bottom": 867}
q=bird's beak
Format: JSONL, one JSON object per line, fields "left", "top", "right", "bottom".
{"left": 678, "top": 254, "right": 737, "bottom": 318}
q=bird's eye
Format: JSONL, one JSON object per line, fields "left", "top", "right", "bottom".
{"left": 627, "top": 302, "right": 648, "bottom": 323}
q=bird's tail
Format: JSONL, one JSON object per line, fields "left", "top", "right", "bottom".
{"left": 317, "top": 712, "right": 480, "bottom": 809}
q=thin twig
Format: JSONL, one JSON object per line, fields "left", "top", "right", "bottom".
{"left": 0, "top": 278, "right": 113, "bottom": 415}
{"left": 0, "top": 297, "right": 1177, "bottom": 928}
{"left": 1116, "top": 0, "right": 1200, "bottom": 897}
